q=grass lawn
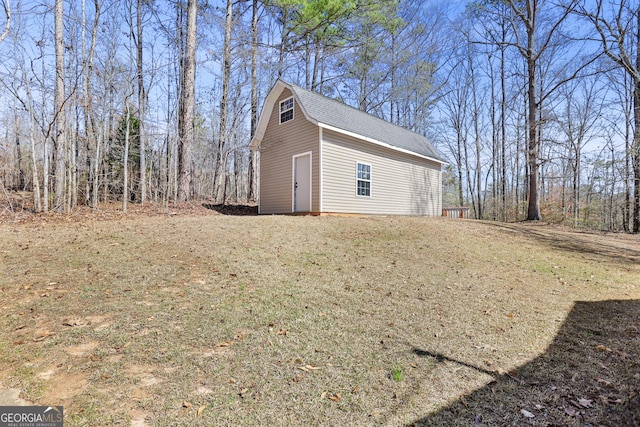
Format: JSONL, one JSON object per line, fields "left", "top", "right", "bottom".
{"left": 1, "top": 204, "right": 638, "bottom": 426}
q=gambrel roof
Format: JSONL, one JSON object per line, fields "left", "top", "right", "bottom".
{"left": 250, "top": 80, "right": 445, "bottom": 164}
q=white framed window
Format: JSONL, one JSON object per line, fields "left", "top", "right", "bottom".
{"left": 279, "top": 97, "right": 294, "bottom": 124}
{"left": 356, "top": 162, "right": 371, "bottom": 197}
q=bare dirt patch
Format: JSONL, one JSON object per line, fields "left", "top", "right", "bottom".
{"left": 0, "top": 388, "right": 31, "bottom": 405}
{"left": 0, "top": 207, "right": 638, "bottom": 426}
{"left": 126, "top": 365, "right": 162, "bottom": 388}
{"left": 41, "top": 372, "right": 88, "bottom": 404}
{"left": 64, "top": 342, "right": 100, "bottom": 357}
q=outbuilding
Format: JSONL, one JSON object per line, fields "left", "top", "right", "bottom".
{"left": 249, "top": 80, "right": 445, "bottom": 216}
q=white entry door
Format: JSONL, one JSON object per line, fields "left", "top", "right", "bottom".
{"left": 293, "top": 153, "right": 311, "bottom": 212}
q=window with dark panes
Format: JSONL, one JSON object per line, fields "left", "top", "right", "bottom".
{"left": 356, "top": 162, "right": 371, "bottom": 197}
{"left": 280, "top": 97, "right": 294, "bottom": 124}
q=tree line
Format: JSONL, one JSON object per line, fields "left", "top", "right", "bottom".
{"left": 0, "top": 0, "right": 638, "bottom": 233}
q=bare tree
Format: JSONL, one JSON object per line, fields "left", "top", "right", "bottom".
{"left": 439, "top": 58, "right": 472, "bottom": 209}
{"left": 214, "top": 0, "right": 233, "bottom": 203}
{"left": 85, "top": 0, "right": 101, "bottom": 209}
{"left": 0, "top": 0, "right": 9, "bottom": 44}
{"left": 578, "top": 0, "right": 640, "bottom": 233}
{"left": 122, "top": 101, "right": 132, "bottom": 212}
{"left": 472, "top": 0, "right": 512, "bottom": 221}
{"left": 136, "top": 0, "right": 146, "bottom": 203}
{"left": 248, "top": 0, "right": 258, "bottom": 203}
{"left": 19, "top": 61, "right": 42, "bottom": 212}
{"left": 177, "top": 0, "right": 197, "bottom": 202}
{"left": 499, "top": 0, "right": 594, "bottom": 221}
{"left": 557, "top": 74, "right": 605, "bottom": 226}
{"left": 53, "top": 0, "right": 67, "bottom": 211}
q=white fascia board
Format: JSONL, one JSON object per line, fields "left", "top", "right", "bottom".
{"left": 317, "top": 123, "right": 447, "bottom": 165}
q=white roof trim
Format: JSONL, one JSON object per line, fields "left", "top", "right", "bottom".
{"left": 318, "top": 123, "right": 446, "bottom": 165}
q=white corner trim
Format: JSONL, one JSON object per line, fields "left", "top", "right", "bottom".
{"left": 319, "top": 127, "right": 324, "bottom": 213}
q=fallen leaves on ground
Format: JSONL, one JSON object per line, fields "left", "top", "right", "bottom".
{"left": 520, "top": 408, "right": 535, "bottom": 418}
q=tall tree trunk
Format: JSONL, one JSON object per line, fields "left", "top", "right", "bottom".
{"left": 390, "top": 32, "right": 396, "bottom": 125}
{"left": 624, "top": 83, "right": 632, "bottom": 232}
{"left": 43, "top": 134, "right": 49, "bottom": 212}
{"left": 87, "top": 0, "right": 100, "bottom": 208}
{"left": 177, "top": 0, "right": 197, "bottom": 202}
{"left": 137, "top": 0, "right": 146, "bottom": 203}
{"left": 524, "top": 2, "right": 540, "bottom": 221}
{"left": 215, "top": 0, "right": 232, "bottom": 202}
{"left": 304, "top": 37, "right": 311, "bottom": 89}
{"left": 633, "top": 82, "right": 640, "bottom": 232}
{"left": 576, "top": 145, "right": 581, "bottom": 224}
{"left": 14, "top": 132, "right": 25, "bottom": 190}
{"left": 23, "top": 68, "right": 42, "bottom": 212}
{"left": 54, "top": 0, "right": 66, "bottom": 212}
{"left": 81, "top": 0, "right": 88, "bottom": 205}
{"left": 469, "top": 47, "right": 482, "bottom": 219}
{"left": 500, "top": 42, "right": 507, "bottom": 221}
{"left": 123, "top": 103, "right": 131, "bottom": 213}
{"left": 234, "top": 135, "right": 241, "bottom": 202}
{"left": 456, "top": 132, "right": 464, "bottom": 207}
{"left": 526, "top": 51, "right": 540, "bottom": 221}
{"left": 69, "top": 120, "right": 77, "bottom": 210}
{"left": 29, "top": 131, "right": 41, "bottom": 213}
{"left": 248, "top": 0, "right": 258, "bottom": 203}
{"left": 632, "top": 8, "right": 640, "bottom": 232}
{"left": 277, "top": 8, "right": 288, "bottom": 78}
{"left": 311, "top": 42, "right": 321, "bottom": 91}
{"left": 489, "top": 54, "right": 497, "bottom": 220}
{"left": 506, "top": 0, "right": 576, "bottom": 221}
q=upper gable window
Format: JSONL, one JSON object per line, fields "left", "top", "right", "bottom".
{"left": 280, "top": 97, "right": 294, "bottom": 124}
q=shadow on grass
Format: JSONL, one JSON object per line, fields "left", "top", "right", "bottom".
{"left": 202, "top": 203, "right": 258, "bottom": 216}
{"left": 482, "top": 222, "right": 640, "bottom": 266}
{"left": 408, "top": 299, "right": 640, "bottom": 426}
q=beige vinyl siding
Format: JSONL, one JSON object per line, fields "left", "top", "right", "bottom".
{"left": 321, "top": 129, "right": 442, "bottom": 216}
{"left": 259, "top": 89, "right": 320, "bottom": 214}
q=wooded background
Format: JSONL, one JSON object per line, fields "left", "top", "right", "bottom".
{"left": 0, "top": 0, "right": 639, "bottom": 233}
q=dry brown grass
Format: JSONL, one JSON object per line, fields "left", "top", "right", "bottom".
{"left": 0, "top": 204, "right": 638, "bottom": 426}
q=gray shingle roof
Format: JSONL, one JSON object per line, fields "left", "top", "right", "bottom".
{"left": 287, "top": 81, "right": 443, "bottom": 162}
